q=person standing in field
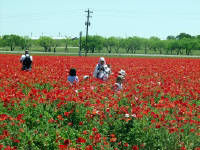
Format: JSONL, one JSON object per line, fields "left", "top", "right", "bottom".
{"left": 93, "top": 57, "right": 111, "bottom": 81}
{"left": 67, "top": 68, "right": 79, "bottom": 85}
{"left": 20, "top": 49, "right": 33, "bottom": 71}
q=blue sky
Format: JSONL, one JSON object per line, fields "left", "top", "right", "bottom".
{"left": 0, "top": 0, "right": 200, "bottom": 39}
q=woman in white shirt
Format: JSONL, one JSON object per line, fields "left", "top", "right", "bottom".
{"left": 93, "top": 57, "right": 110, "bottom": 81}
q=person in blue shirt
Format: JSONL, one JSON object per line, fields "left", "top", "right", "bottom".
{"left": 67, "top": 68, "right": 79, "bottom": 85}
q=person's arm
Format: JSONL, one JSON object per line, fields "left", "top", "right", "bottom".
{"left": 30, "top": 56, "right": 33, "bottom": 62}
{"left": 75, "top": 76, "right": 79, "bottom": 82}
{"left": 104, "top": 66, "right": 110, "bottom": 74}
{"left": 20, "top": 55, "right": 24, "bottom": 63}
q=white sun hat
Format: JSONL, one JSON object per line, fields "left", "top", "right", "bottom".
{"left": 118, "top": 69, "right": 126, "bottom": 76}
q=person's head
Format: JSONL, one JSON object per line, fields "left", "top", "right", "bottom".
{"left": 107, "top": 64, "right": 111, "bottom": 68}
{"left": 69, "top": 68, "right": 76, "bottom": 76}
{"left": 25, "top": 49, "right": 29, "bottom": 55}
{"left": 118, "top": 69, "right": 126, "bottom": 77}
{"left": 99, "top": 57, "right": 105, "bottom": 65}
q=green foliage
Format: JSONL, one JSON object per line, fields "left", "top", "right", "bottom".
{"left": 0, "top": 36, "right": 4, "bottom": 47}
{"left": 19, "top": 36, "right": 32, "bottom": 50}
{"left": 52, "top": 39, "right": 62, "bottom": 53}
{"left": 38, "top": 36, "right": 54, "bottom": 52}
{"left": 181, "top": 38, "right": 199, "bottom": 55}
{"left": 176, "top": 33, "right": 192, "bottom": 40}
{"left": 34, "top": 83, "right": 53, "bottom": 91}
{"left": 149, "top": 36, "right": 161, "bottom": 52}
{"left": 82, "top": 35, "right": 104, "bottom": 53}
{"left": 167, "top": 35, "right": 176, "bottom": 40}
{"left": 121, "top": 37, "right": 143, "bottom": 54}
{"left": 104, "top": 37, "right": 116, "bottom": 53}
{"left": 140, "top": 38, "right": 150, "bottom": 54}
{"left": 99, "top": 36, "right": 123, "bottom": 54}
{"left": 0, "top": 93, "right": 199, "bottom": 149}
{"left": 0, "top": 33, "right": 200, "bottom": 55}
{"left": 2, "top": 34, "right": 21, "bottom": 51}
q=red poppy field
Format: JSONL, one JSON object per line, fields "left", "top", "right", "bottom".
{"left": 0, "top": 54, "right": 199, "bottom": 150}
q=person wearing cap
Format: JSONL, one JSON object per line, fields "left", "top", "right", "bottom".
{"left": 93, "top": 57, "right": 110, "bottom": 81}
{"left": 20, "top": 49, "right": 33, "bottom": 71}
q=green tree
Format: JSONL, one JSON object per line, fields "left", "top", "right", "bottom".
{"left": 141, "top": 38, "right": 150, "bottom": 54}
{"left": 181, "top": 38, "right": 198, "bottom": 55}
{"left": 2, "top": 34, "right": 21, "bottom": 51}
{"left": 121, "top": 37, "right": 134, "bottom": 53}
{"left": 157, "top": 40, "right": 165, "bottom": 54}
{"left": 164, "top": 39, "right": 178, "bottom": 55}
{"left": 70, "top": 37, "right": 79, "bottom": 47}
{"left": 196, "top": 35, "right": 200, "bottom": 40}
{"left": 52, "top": 39, "right": 61, "bottom": 53}
{"left": 122, "top": 37, "right": 142, "bottom": 54}
{"left": 82, "top": 36, "right": 104, "bottom": 53}
{"left": 64, "top": 38, "right": 69, "bottom": 52}
{"left": 104, "top": 37, "right": 123, "bottom": 53}
{"left": 19, "top": 36, "right": 32, "bottom": 50}
{"left": 0, "top": 36, "right": 4, "bottom": 47}
{"left": 166, "top": 35, "right": 176, "bottom": 40}
{"left": 38, "top": 36, "right": 54, "bottom": 52}
{"left": 130, "top": 36, "right": 142, "bottom": 54}
{"left": 176, "top": 33, "right": 192, "bottom": 40}
{"left": 113, "top": 37, "right": 123, "bottom": 53}
{"left": 175, "top": 39, "right": 185, "bottom": 55}
{"left": 149, "top": 36, "right": 161, "bottom": 53}
{"left": 104, "top": 37, "right": 116, "bottom": 53}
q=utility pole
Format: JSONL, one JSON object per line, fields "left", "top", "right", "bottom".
{"left": 79, "top": 31, "right": 82, "bottom": 56}
{"left": 85, "top": 9, "right": 93, "bottom": 56}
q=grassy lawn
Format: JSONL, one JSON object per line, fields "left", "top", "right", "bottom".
{"left": 1, "top": 46, "right": 200, "bottom": 56}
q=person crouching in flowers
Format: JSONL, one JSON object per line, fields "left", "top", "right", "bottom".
{"left": 67, "top": 68, "right": 79, "bottom": 85}
{"left": 112, "top": 75, "right": 124, "bottom": 91}
{"left": 93, "top": 57, "right": 111, "bottom": 81}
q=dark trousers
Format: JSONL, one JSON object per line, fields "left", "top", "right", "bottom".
{"left": 22, "top": 64, "right": 32, "bottom": 71}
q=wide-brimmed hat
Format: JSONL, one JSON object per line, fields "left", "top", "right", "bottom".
{"left": 118, "top": 69, "right": 126, "bottom": 76}
{"left": 99, "top": 57, "right": 105, "bottom": 62}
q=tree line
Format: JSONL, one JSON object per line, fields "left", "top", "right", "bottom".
{"left": 0, "top": 35, "right": 78, "bottom": 53}
{"left": 0, "top": 33, "right": 200, "bottom": 55}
